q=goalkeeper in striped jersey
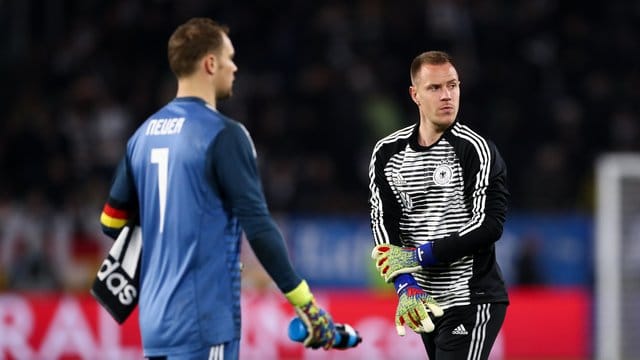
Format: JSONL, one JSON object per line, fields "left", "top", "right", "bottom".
{"left": 99, "top": 18, "right": 335, "bottom": 359}
{"left": 369, "top": 50, "right": 510, "bottom": 360}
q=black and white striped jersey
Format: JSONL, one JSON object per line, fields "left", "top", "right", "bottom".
{"left": 369, "top": 121, "right": 509, "bottom": 309}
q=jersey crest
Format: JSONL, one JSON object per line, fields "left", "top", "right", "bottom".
{"left": 433, "top": 163, "right": 454, "bottom": 186}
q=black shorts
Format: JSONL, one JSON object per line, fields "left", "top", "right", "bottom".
{"left": 421, "top": 303, "right": 507, "bottom": 360}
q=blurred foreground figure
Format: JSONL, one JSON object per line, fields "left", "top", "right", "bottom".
{"left": 98, "top": 17, "right": 336, "bottom": 359}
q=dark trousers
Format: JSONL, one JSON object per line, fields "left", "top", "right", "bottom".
{"left": 421, "top": 303, "right": 507, "bottom": 360}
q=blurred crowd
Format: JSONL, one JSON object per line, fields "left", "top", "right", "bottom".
{"left": 0, "top": 0, "right": 638, "bottom": 291}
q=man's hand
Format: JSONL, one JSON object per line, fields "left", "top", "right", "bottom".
{"left": 285, "top": 280, "right": 335, "bottom": 349}
{"left": 294, "top": 298, "right": 335, "bottom": 349}
{"left": 394, "top": 274, "right": 443, "bottom": 335}
{"left": 372, "top": 242, "right": 436, "bottom": 282}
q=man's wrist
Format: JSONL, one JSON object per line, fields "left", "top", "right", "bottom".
{"left": 285, "top": 280, "right": 313, "bottom": 306}
{"left": 416, "top": 241, "right": 437, "bottom": 267}
{"left": 393, "top": 274, "right": 418, "bottom": 295}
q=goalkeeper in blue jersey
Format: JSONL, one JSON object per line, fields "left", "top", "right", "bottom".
{"left": 99, "top": 18, "right": 335, "bottom": 359}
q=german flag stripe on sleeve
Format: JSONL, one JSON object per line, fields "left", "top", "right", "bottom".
{"left": 101, "top": 203, "right": 129, "bottom": 229}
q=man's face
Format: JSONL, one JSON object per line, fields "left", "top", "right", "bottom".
{"left": 410, "top": 63, "right": 460, "bottom": 130}
{"left": 214, "top": 33, "right": 237, "bottom": 100}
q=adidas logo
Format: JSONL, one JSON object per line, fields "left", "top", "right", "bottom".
{"left": 452, "top": 324, "right": 468, "bottom": 335}
{"left": 397, "top": 282, "right": 408, "bottom": 293}
{"left": 96, "top": 258, "right": 138, "bottom": 305}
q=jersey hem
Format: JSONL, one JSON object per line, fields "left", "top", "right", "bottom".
{"left": 143, "top": 335, "right": 238, "bottom": 357}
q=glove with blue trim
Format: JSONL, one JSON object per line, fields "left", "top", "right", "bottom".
{"left": 371, "top": 242, "right": 437, "bottom": 282}
{"left": 393, "top": 274, "right": 443, "bottom": 335}
{"left": 285, "top": 280, "right": 335, "bottom": 349}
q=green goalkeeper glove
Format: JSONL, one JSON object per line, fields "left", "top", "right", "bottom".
{"left": 285, "top": 280, "right": 335, "bottom": 349}
{"left": 371, "top": 242, "right": 437, "bottom": 282}
{"left": 394, "top": 274, "right": 443, "bottom": 335}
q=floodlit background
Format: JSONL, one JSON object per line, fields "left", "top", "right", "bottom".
{"left": 0, "top": 0, "right": 638, "bottom": 359}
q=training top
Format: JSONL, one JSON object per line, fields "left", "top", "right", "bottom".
{"left": 100, "top": 97, "right": 302, "bottom": 356}
{"left": 369, "top": 120, "right": 510, "bottom": 309}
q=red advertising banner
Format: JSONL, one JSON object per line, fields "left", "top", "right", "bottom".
{"left": 502, "top": 287, "right": 591, "bottom": 359}
{"left": 0, "top": 288, "right": 589, "bottom": 359}
{"left": 0, "top": 293, "right": 141, "bottom": 360}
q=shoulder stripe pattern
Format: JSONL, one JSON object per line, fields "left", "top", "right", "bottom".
{"left": 450, "top": 123, "right": 492, "bottom": 236}
{"left": 368, "top": 125, "right": 414, "bottom": 245}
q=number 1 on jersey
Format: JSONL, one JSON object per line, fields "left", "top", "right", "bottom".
{"left": 151, "top": 148, "right": 169, "bottom": 233}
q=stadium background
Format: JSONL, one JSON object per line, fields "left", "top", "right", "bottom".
{"left": 0, "top": 0, "right": 638, "bottom": 359}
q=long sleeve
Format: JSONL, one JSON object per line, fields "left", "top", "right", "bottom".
{"left": 432, "top": 137, "right": 510, "bottom": 263}
{"left": 207, "top": 121, "right": 302, "bottom": 293}
{"left": 368, "top": 127, "right": 414, "bottom": 247}
{"left": 100, "top": 156, "right": 139, "bottom": 239}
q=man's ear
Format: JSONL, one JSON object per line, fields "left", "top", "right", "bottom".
{"left": 409, "top": 86, "right": 419, "bottom": 105}
{"left": 204, "top": 54, "right": 216, "bottom": 75}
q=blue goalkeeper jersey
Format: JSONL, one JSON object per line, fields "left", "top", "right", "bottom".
{"left": 101, "top": 97, "right": 302, "bottom": 356}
